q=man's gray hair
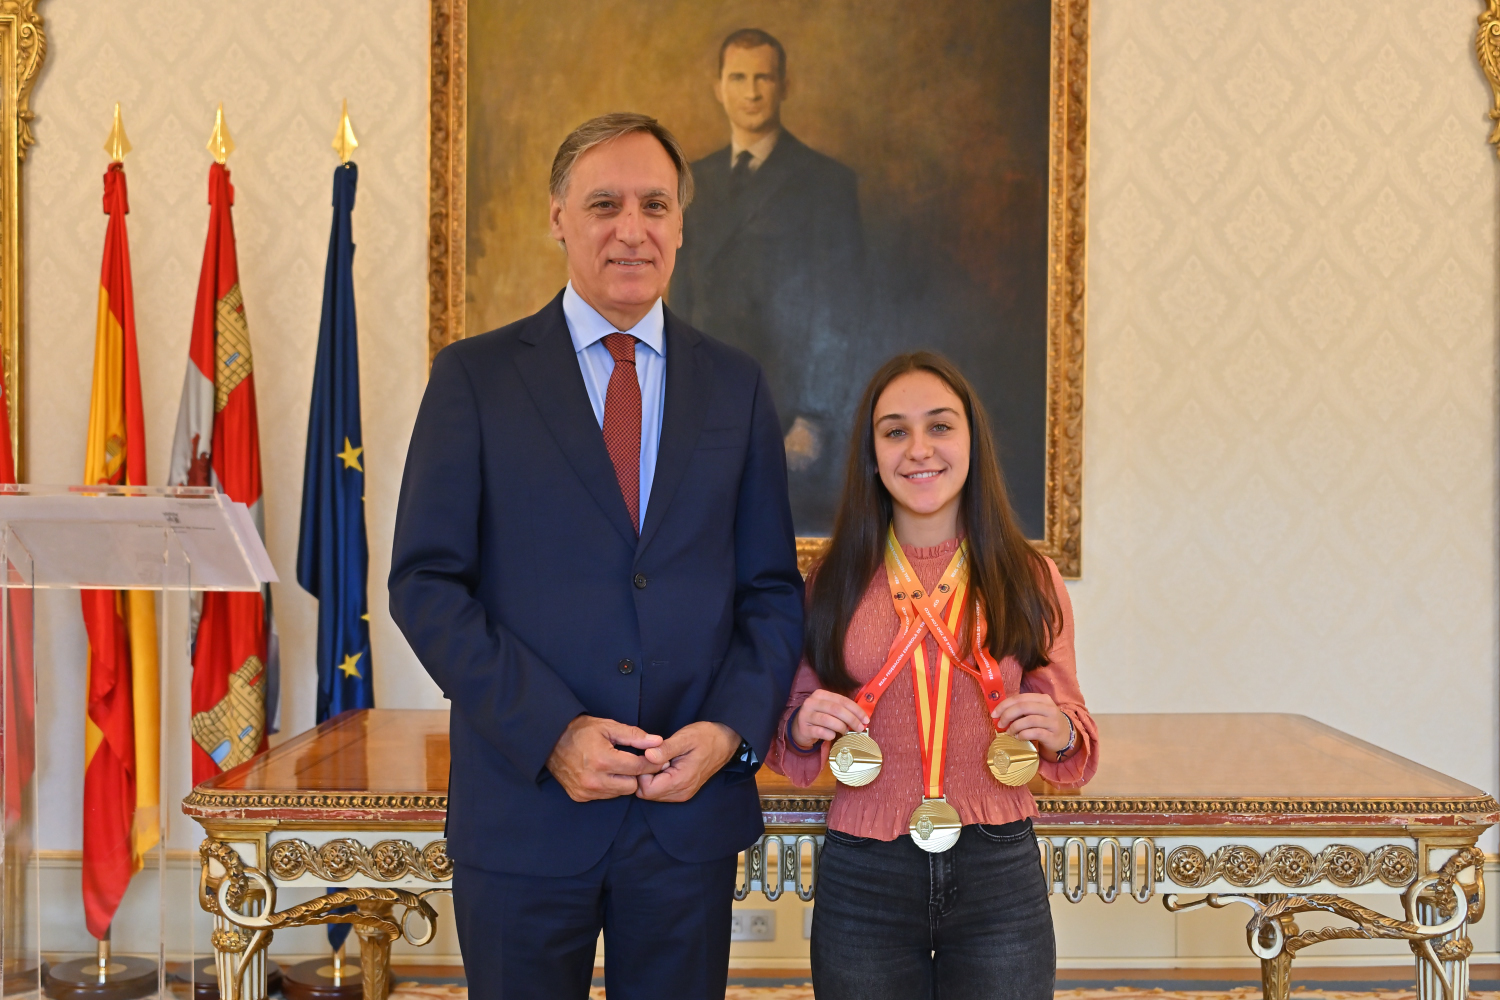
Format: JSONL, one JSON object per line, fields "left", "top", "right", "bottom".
{"left": 550, "top": 112, "right": 694, "bottom": 210}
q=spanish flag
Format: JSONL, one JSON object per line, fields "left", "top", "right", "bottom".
{"left": 168, "top": 161, "right": 271, "bottom": 786}
{"left": 80, "top": 161, "right": 159, "bottom": 939}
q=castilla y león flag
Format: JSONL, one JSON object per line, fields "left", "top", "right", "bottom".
{"left": 169, "top": 161, "right": 278, "bottom": 785}
{"left": 81, "top": 161, "right": 160, "bottom": 938}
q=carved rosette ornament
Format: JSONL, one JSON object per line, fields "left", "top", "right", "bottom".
{"left": 268, "top": 837, "right": 453, "bottom": 882}
{"left": 1166, "top": 843, "right": 1418, "bottom": 890}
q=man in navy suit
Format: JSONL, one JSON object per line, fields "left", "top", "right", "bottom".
{"left": 671, "top": 28, "right": 864, "bottom": 535}
{"left": 389, "top": 112, "right": 803, "bottom": 1000}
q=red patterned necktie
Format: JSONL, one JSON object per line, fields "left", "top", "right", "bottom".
{"left": 601, "top": 333, "right": 642, "bottom": 533}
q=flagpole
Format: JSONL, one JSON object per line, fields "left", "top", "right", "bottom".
{"left": 173, "top": 101, "right": 281, "bottom": 994}
{"left": 283, "top": 99, "right": 368, "bottom": 1000}
{"left": 47, "top": 103, "right": 159, "bottom": 1000}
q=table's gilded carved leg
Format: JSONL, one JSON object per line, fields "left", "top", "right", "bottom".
{"left": 200, "top": 841, "right": 273, "bottom": 1000}
{"left": 1413, "top": 861, "right": 1484, "bottom": 1000}
{"left": 1414, "top": 893, "right": 1469, "bottom": 1000}
{"left": 1254, "top": 896, "right": 1299, "bottom": 1000}
{"left": 354, "top": 899, "right": 396, "bottom": 1000}
{"left": 196, "top": 838, "right": 448, "bottom": 1000}
{"left": 211, "top": 916, "right": 270, "bottom": 1000}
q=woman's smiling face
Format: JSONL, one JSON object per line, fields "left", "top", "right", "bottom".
{"left": 872, "top": 370, "right": 971, "bottom": 524}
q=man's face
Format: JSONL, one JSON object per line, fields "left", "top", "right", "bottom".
{"left": 714, "top": 44, "right": 786, "bottom": 135}
{"left": 548, "top": 131, "right": 683, "bottom": 320}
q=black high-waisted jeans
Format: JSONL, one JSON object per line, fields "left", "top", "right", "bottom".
{"left": 810, "top": 818, "right": 1056, "bottom": 1000}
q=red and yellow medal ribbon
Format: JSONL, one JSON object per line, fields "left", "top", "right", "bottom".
{"left": 846, "top": 530, "right": 967, "bottom": 715}
{"left": 883, "top": 527, "right": 969, "bottom": 800}
{"left": 837, "top": 526, "right": 1034, "bottom": 798}
{"left": 886, "top": 528, "right": 1014, "bottom": 739}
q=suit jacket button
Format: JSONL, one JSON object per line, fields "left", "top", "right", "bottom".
{"left": 633, "top": 573, "right": 647, "bottom": 590}
{"left": 618, "top": 658, "right": 635, "bottom": 675}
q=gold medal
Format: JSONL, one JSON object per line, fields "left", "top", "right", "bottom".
{"left": 828, "top": 730, "right": 882, "bottom": 786}
{"left": 908, "top": 797, "right": 962, "bottom": 853}
{"left": 986, "top": 732, "right": 1039, "bottom": 786}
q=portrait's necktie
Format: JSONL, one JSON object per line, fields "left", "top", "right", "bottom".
{"left": 601, "top": 333, "right": 642, "bottom": 533}
{"left": 730, "top": 149, "right": 753, "bottom": 195}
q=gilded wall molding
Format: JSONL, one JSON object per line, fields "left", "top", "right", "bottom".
{"left": 1477, "top": 1, "right": 1500, "bottom": 152}
{"left": 429, "top": 0, "right": 466, "bottom": 361}
{"left": 1044, "top": 0, "right": 1088, "bottom": 577}
{"left": 426, "top": 0, "right": 1088, "bottom": 576}
{"left": 0, "top": 0, "right": 43, "bottom": 476}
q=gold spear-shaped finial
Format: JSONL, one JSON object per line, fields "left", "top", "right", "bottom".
{"left": 104, "top": 103, "right": 132, "bottom": 163}
{"left": 206, "top": 103, "right": 235, "bottom": 164}
{"left": 332, "top": 98, "right": 359, "bottom": 164}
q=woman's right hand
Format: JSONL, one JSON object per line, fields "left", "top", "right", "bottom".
{"left": 790, "top": 690, "right": 871, "bottom": 749}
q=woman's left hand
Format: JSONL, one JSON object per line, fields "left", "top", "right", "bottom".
{"left": 992, "top": 692, "right": 1071, "bottom": 755}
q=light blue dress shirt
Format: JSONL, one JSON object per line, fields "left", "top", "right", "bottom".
{"left": 562, "top": 282, "right": 666, "bottom": 526}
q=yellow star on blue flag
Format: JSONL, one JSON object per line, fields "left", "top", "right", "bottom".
{"left": 337, "top": 437, "right": 363, "bottom": 471}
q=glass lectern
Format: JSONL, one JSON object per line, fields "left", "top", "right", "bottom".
{"left": 0, "top": 485, "right": 274, "bottom": 1000}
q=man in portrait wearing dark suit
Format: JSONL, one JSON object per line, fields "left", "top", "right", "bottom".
{"left": 672, "top": 28, "right": 864, "bottom": 533}
{"left": 389, "top": 113, "right": 803, "bottom": 1000}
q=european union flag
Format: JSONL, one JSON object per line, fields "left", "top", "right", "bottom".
{"left": 298, "top": 162, "right": 371, "bottom": 953}
{"left": 298, "top": 162, "right": 373, "bottom": 723}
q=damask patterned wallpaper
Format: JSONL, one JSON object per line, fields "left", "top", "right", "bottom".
{"left": 1075, "top": 0, "right": 1498, "bottom": 820}
{"left": 9, "top": 0, "right": 1499, "bottom": 965}
{"left": 22, "top": 0, "right": 436, "bottom": 852}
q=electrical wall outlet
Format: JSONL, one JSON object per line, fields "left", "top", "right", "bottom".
{"left": 730, "top": 909, "right": 776, "bottom": 942}
{"left": 804, "top": 906, "right": 814, "bottom": 939}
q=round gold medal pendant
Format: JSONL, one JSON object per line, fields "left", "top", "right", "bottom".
{"left": 986, "top": 732, "right": 1040, "bottom": 786}
{"left": 908, "top": 798, "right": 962, "bottom": 853}
{"left": 828, "top": 731, "right": 882, "bottom": 786}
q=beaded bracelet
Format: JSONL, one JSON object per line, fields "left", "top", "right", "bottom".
{"left": 1054, "top": 713, "right": 1077, "bottom": 762}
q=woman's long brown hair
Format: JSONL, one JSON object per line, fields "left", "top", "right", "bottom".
{"left": 805, "top": 352, "right": 1061, "bottom": 693}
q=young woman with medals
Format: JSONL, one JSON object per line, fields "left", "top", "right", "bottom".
{"left": 767, "top": 352, "right": 1097, "bottom": 1000}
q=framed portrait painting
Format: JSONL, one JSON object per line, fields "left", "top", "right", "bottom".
{"left": 430, "top": 0, "right": 1087, "bottom": 576}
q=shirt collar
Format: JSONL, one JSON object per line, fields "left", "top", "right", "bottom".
{"left": 562, "top": 282, "right": 666, "bottom": 357}
{"left": 730, "top": 129, "right": 781, "bottom": 167}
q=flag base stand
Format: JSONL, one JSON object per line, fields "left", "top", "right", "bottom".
{"left": 45, "top": 933, "right": 155, "bottom": 1000}
{"left": 43, "top": 956, "right": 155, "bottom": 1000}
{"left": 181, "top": 957, "right": 283, "bottom": 1000}
{"left": 282, "top": 954, "right": 363, "bottom": 1000}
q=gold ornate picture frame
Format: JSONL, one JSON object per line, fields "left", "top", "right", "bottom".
{"left": 0, "top": 1, "right": 43, "bottom": 478}
{"left": 428, "top": 0, "right": 1087, "bottom": 577}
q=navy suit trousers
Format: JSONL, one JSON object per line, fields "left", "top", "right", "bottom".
{"left": 452, "top": 798, "right": 737, "bottom": 1000}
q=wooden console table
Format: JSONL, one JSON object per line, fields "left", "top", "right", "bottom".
{"left": 183, "top": 709, "right": 1497, "bottom": 1000}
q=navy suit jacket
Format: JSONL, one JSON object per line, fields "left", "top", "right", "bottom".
{"left": 671, "top": 131, "right": 864, "bottom": 533}
{"left": 389, "top": 291, "right": 804, "bottom": 876}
